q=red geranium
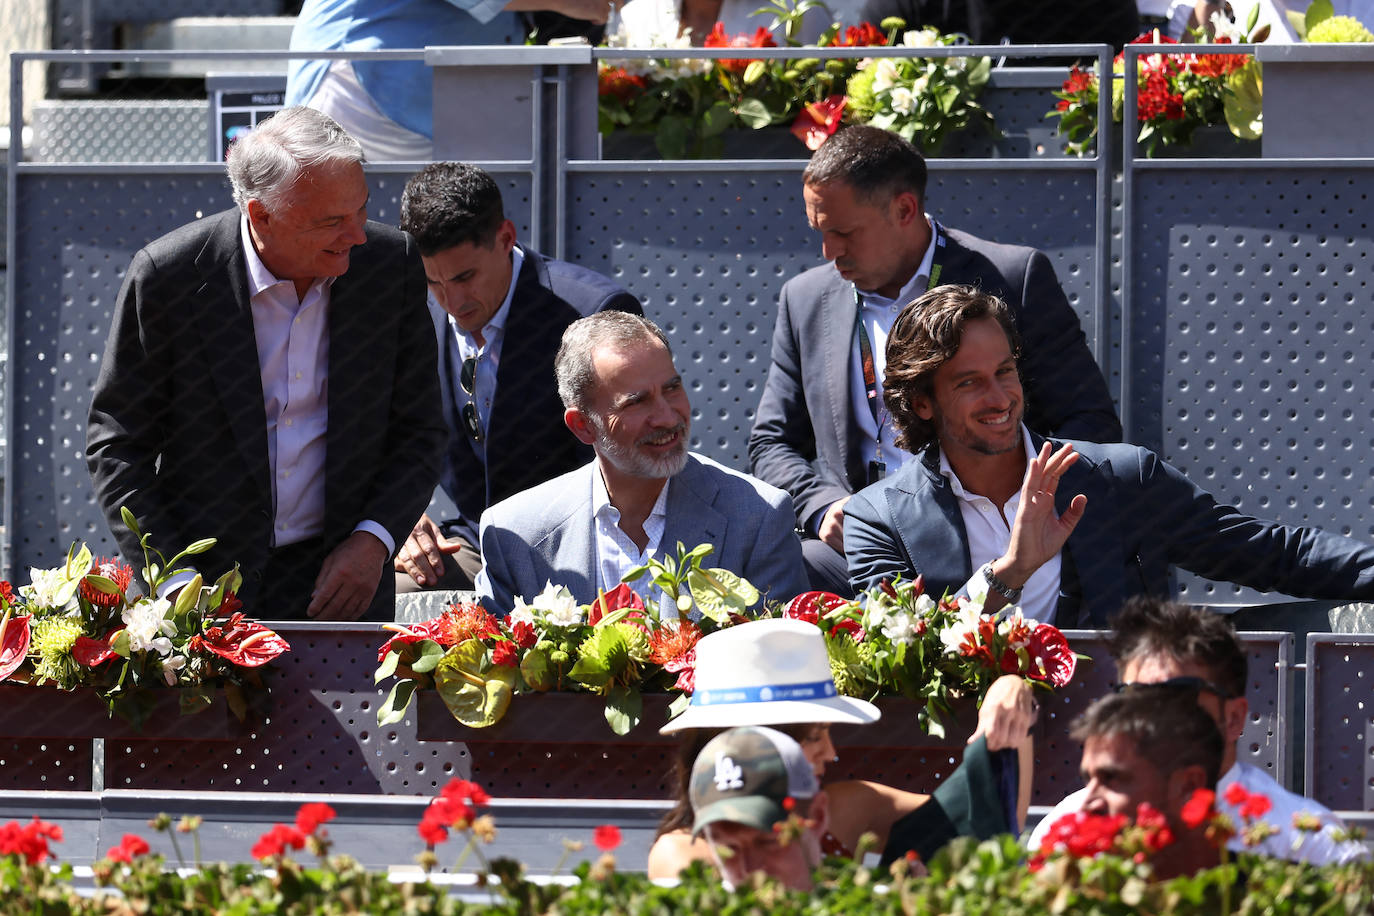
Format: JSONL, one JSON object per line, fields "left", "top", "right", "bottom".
{"left": 1056, "top": 64, "right": 1096, "bottom": 111}
{"left": 593, "top": 824, "right": 622, "bottom": 851}
{"left": 599, "top": 66, "right": 648, "bottom": 102}
{"left": 1037, "top": 810, "right": 1127, "bottom": 859}
{"left": 1180, "top": 788, "right": 1216, "bottom": 829}
{"left": 791, "top": 95, "right": 847, "bottom": 151}
{"left": 250, "top": 823, "right": 306, "bottom": 860}
{"left": 1135, "top": 802, "right": 1175, "bottom": 852}
{"left": 106, "top": 833, "right": 150, "bottom": 863}
{"left": 0, "top": 817, "right": 63, "bottom": 864}
{"left": 294, "top": 802, "right": 336, "bottom": 835}
{"left": 825, "top": 21, "right": 887, "bottom": 47}
{"left": 492, "top": 639, "right": 519, "bottom": 668}
{"left": 419, "top": 778, "right": 492, "bottom": 846}
{"left": 703, "top": 22, "right": 776, "bottom": 73}
{"left": 191, "top": 613, "right": 290, "bottom": 667}
{"left": 0, "top": 581, "right": 14, "bottom": 609}
{"left": 1239, "top": 792, "right": 1272, "bottom": 820}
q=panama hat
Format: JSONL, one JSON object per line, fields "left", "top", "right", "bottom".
{"left": 659, "top": 618, "right": 881, "bottom": 733}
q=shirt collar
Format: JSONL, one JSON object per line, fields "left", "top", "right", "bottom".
{"left": 937, "top": 423, "right": 1038, "bottom": 502}
{"left": 239, "top": 214, "right": 333, "bottom": 299}
{"left": 450, "top": 244, "right": 524, "bottom": 348}
{"left": 857, "top": 215, "right": 937, "bottom": 308}
{"left": 591, "top": 461, "right": 671, "bottom": 524}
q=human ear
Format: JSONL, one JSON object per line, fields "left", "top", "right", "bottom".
{"left": 564, "top": 407, "right": 596, "bottom": 445}
{"left": 913, "top": 393, "right": 934, "bottom": 422}
{"left": 1222, "top": 696, "right": 1248, "bottom": 746}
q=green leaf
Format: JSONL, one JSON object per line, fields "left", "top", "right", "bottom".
{"left": 604, "top": 686, "right": 643, "bottom": 736}
{"left": 408, "top": 639, "right": 446, "bottom": 675}
{"left": 701, "top": 100, "right": 736, "bottom": 137}
{"left": 734, "top": 97, "right": 773, "bottom": 130}
{"left": 1223, "top": 61, "right": 1263, "bottom": 141}
{"left": 377, "top": 679, "right": 418, "bottom": 727}
{"left": 1306, "top": 0, "right": 1334, "bottom": 32}
{"left": 434, "top": 640, "right": 515, "bottom": 728}
{"left": 1245, "top": 1, "right": 1260, "bottom": 34}
{"left": 375, "top": 647, "right": 401, "bottom": 683}
{"left": 223, "top": 681, "right": 248, "bottom": 722}
{"left": 655, "top": 116, "right": 692, "bottom": 159}
{"left": 178, "top": 686, "right": 214, "bottom": 717}
{"left": 111, "top": 629, "right": 132, "bottom": 659}
{"left": 82, "top": 573, "right": 123, "bottom": 596}
{"left": 520, "top": 646, "right": 554, "bottom": 692}
{"left": 686, "top": 567, "right": 760, "bottom": 624}
{"left": 668, "top": 692, "right": 691, "bottom": 720}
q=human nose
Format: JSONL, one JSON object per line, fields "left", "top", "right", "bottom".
{"left": 820, "top": 233, "right": 843, "bottom": 262}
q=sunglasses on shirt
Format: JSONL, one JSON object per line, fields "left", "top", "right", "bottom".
{"left": 460, "top": 355, "right": 481, "bottom": 442}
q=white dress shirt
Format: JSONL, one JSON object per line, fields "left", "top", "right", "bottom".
{"left": 448, "top": 246, "right": 523, "bottom": 466}
{"left": 939, "top": 424, "right": 1063, "bottom": 623}
{"left": 591, "top": 465, "right": 673, "bottom": 616}
{"left": 1028, "top": 760, "right": 1370, "bottom": 865}
{"left": 239, "top": 216, "right": 393, "bottom": 553}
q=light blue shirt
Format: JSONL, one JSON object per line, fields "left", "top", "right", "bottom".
{"left": 591, "top": 466, "right": 673, "bottom": 617}
{"left": 448, "top": 246, "right": 522, "bottom": 465}
{"left": 287, "top": 0, "right": 525, "bottom": 140}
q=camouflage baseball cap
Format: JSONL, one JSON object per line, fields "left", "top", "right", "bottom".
{"left": 689, "top": 726, "right": 819, "bottom": 837}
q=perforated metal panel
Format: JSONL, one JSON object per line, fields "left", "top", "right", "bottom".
{"left": 564, "top": 167, "right": 1100, "bottom": 470}
{"left": 104, "top": 624, "right": 471, "bottom": 794}
{"left": 7, "top": 168, "right": 532, "bottom": 575}
{"left": 1126, "top": 166, "right": 1374, "bottom": 604}
{"left": 0, "top": 740, "right": 94, "bottom": 790}
{"left": 31, "top": 102, "right": 208, "bottom": 164}
{"left": 1305, "top": 634, "right": 1374, "bottom": 811}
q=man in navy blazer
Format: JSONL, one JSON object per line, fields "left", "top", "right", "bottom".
{"left": 843, "top": 285, "right": 1374, "bottom": 628}
{"left": 87, "top": 107, "right": 445, "bottom": 620}
{"left": 749, "top": 126, "right": 1120, "bottom": 596}
{"left": 477, "top": 312, "right": 807, "bottom": 614}
{"left": 395, "top": 162, "right": 642, "bottom": 590}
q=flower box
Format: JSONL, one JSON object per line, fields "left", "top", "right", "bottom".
{"left": 0, "top": 684, "right": 245, "bottom": 740}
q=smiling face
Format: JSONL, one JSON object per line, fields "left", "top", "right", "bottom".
{"left": 912, "top": 317, "right": 1024, "bottom": 463}
{"left": 575, "top": 337, "right": 691, "bottom": 481}
{"left": 421, "top": 220, "right": 517, "bottom": 340}
{"left": 246, "top": 159, "right": 369, "bottom": 291}
{"left": 802, "top": 179, "right": 929, "bottom": 300}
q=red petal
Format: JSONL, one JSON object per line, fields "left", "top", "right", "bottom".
{"left": 0, "top": 613, "right": 32, "bottom": 681}
{"left": 72, "top": 631, "right": 121, "bottom": 667}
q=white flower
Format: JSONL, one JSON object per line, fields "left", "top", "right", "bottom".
{"left": 889, "top": 86, "right": 916, "bottom": 115}
{"left": 21, "top": 566, "right": 78, "bottom": 612}
{"left": 122, "top": 597, "right": 176, "bottom": 656}
{"left": 1209, "top": 10, "right": 1246, "bottom": 43}
{"left": 902, "top": 27, "right": 939, "bottom": 48}
{"left": 871, "top": 58, "right": 900, "bottom": 93}
{"left": 911, "top": 74, "right": 930, "bottom": 97}
{"left": 880, "top": 610, "right": 920, "bottom": 645}
{"left": 531, "top": 581, "right": 583, "bottom": 628}
{"left": 938, "top": 597, "right": 982, "bottom": 655}
{"left": 507, "top": 598, "right": 536, "bottom": 630}
{"left": 161, "top": 654, "right": 186, "bottom": 685}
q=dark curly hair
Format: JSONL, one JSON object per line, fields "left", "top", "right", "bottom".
{"left": 1070, "top": 689, "right": 1225, "bottom": 790}
{"left": 882, "top": 284, "right": 1021, "bottom": 454}
{"left": 1107, "top": 597, "right": 1248, "bottom": 700}
{"left": 399, "top": 161, "right": 505, "bottom": 256}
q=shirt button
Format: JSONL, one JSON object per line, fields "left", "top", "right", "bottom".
{"left": 281, "top": 470, "right": 290, "bottom": 479}
{"left": 295, "top": 372, "right": 302, "bottom": 380}
{"left": 284, "top": 419, "right": 293, "bottom": 428}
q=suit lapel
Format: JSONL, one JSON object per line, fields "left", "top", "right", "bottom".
{"left": 894, "top": 456, "right": 971, "bottom": 587}
{"left": 821, "top": 273, "right": 864, "bottom": 486}
{"left": 662, "top": 457, "right": 725, "bottom": 555}
{"left": 193, "top": 211, "right": 271, "bottom": 509}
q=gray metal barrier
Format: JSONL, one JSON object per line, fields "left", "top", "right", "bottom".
{"left": 1305, "top": 633, "right": 1374, "bottom": 812}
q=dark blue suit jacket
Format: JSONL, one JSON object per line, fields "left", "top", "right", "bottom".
{"left": 434, "top": 245, "right": 642, "bottom": 545}
{"left": 843, "top": 435, "right": 1374, "bottom": 627}
{"left": 748, "top": 227, "right": 1122, "bottom": 529}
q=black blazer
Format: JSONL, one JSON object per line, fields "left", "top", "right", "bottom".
{"left": 433, "top": 244, "right": 642, "bottom": 545}
{"left": 748, "top": 226, "right": 1122, "bottom": 529}
{"left": 87, "top": 208, "right": 446, "bottom": 617}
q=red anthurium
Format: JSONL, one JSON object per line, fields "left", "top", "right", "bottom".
{"left": 195, "top": 613, "right": 290, "bottom": 667}
{"left": 782, "top": 591, "right": 846, "bottom": 627}
{"left": 376, "top": 618, "right": 448, "bottom": 663}
{"left": 1026, "top": 623, "right": 1076, "bottom": 687}
{"left": 72, "top": 631, "right": 121, "bottom": 667}
{"left": 0, "top": 611, "right": 32, "bottom": 682}
{"left": 791, "top": 95, "right": 846, "bottom": 151}
{"left": 588, "top": 584, "right": 649, "bottom": 631}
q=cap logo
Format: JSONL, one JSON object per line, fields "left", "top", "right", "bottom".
{"left": 713, "top": 753, "right": 745, "bottom": 791}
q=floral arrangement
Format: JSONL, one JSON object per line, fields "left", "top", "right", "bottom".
{"left": 784, "top": 575, "right": 1076, "bottom": 737}
{"left": 598, "top": 6, "right": 995, "bottom": 158}
{"left": 375, "top": 544, "right": 1078, "bottom": 738}
{"left": 1292, "top": 0, "right": 1374, "bottom": 41}
{"left": 1049, "top": 20, "right": 1264, "bottom": 157}
{"left": 1, "top": 779, "right": 1370, "bottom": 915}
{"left": 0, "top": 508, "right": 289, "bottom": 725}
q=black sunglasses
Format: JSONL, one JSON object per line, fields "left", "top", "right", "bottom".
{"left": 1112, "top": 676, "right": 1232, "bottom": 700}
{"left": 459, "top": 356, "right": 482, "bottom": 441}
{"left": 460, "top": 356, "right": 477, "bottom": 395}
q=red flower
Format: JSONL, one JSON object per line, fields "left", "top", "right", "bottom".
{"left": 782, "top": 591, "right": 845, "bottom": 627}
{"left": 509, "top": 620, "right": 538, "bottom": 650}
{"left": 217, "top": 591, "right": 243, "bottom": 618}
{"left": 418, "top": 779, "right": 492, "bottom": 846}
{"left": 1223, "top": 782, "right": 1250, "bottom": 807}
{"left": 791, "top": 95, "right": 847, "bottom": 151}
{"left": 0, "top": 581, "right": 14, "bottom": 609}
{"left": 1180, "top": 788, "right": 1216, "bottom": 829}
{"left": 593, "top": 824, "right": 622, "bottom": 851}
{"left": 79, "top": 558, "right": 133, "bottom": 607}
{"left": 492, "top": 639, "right": 519, "bottom": 668}
{"left": 1059, "top": 64, "right": 1097, "bottom": 103}
{"left": 1135, "top": 802, "right": 1175, "bottom": 852}
{"left": 250, "top": 823, "right": 306, "bottom": 860}
{"left": 0, "top": 817, "right": 63, "bottom": 864}
{"left": 1189, "top": 38, "right": 1249, "bottom": 79}
{"left": 194, "top": 613, "right": 290, "bottom": 667}
{"left": 649, "top": 620, "right": 702, "bottom": 668}
{"left": 0, "top": 612, "right": 32, "bottom": 682}
{"left": 598, "top": 65, "right": 648, "bottom": 102}
{"left": 703, "top": 22, "right": 777, "bottom": 73}
{"left": 1025, "top": 624, "right": 1076, "bottom": 687}
{"left": 106, "top": 833, "right": 150, "bottom": 863}
{"left": 587, "top": 584, "right": 649, "bottom": 632}
{"left": 294, "top": 802, "right": 336, "bottom": 835}
{"left": 448, "top": 601, "right": 502, "bottom": 644}
{"left": 664, "top": 647, "right": 697, "bottom": 693}
{"left": 1136, "top": 69, "right": 1185, "bottom": 122}
{"left": 825, "top": 21, "right": 888, "bottom": 47}
{"left": 72, "top": 631, "right": 121, "bottom": 667}
{"left": 1239, "top": 793, "right": 1272, "bottom": 820}
{"left": 1036, "top": 811, "right": 1127, "bottom": 859}
{"left": 376, "top": 617, "right": 451, "bottom": 662}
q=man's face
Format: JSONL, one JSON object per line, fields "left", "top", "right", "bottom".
{"left": 421, "top": 220, "right": 517, "bottom": 336}
{"left": 248, "top": 159, "right": 369, "bottom": 283}
{"left": 1079, "top": 733, "right": 1170, "bottom": 819}
{"left": 913, "top": 317, "right": 1024, "bottom": 461}
{"left": 1118, "top": 654, "right": 1246, "bottom": 748}
{"left": 581, "top": 338, "right": 691, "bottom": 480}
{"left": 705, "top": 820, "right": 816, "bottom": 891}
{"left": 802, "top": 179, "right": 924, "bottom": 300}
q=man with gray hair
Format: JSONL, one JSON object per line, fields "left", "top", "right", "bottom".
{"left": 88, "top": 106, "right": 445, "bottom": 620}
{"left": 476, "top": 311, "right": 807, "bottom": 614}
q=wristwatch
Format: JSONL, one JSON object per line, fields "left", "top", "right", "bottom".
{"left": 981, "top": 563, "right": 1023, "bottom": 604}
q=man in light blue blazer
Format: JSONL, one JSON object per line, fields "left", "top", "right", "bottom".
{"left": 476, "top": 312, "right": 808, "bottom": 615}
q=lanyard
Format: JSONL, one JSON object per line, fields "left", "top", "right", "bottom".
{"left": 853, "top": 220, "right": 947, "bottom": 431}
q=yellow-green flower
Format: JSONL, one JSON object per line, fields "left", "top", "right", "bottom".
{"left": 1308, "top": 14, "right": 1374, "bottom": 42}
{"left": 30, "top": 616, "right": 85, "bottom": 687}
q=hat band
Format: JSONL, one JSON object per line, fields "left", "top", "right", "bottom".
{"left": 692, "top": 679, "right": 838, "bottom": 707}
